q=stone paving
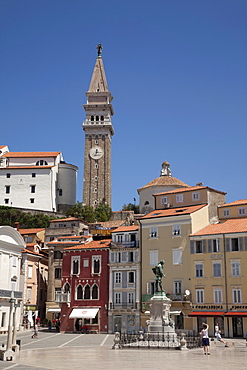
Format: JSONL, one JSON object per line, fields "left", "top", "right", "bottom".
{"left": 0, "top": 330, "right": 246, "bottom": 370}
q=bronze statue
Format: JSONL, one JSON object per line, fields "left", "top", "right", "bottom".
{"left": 96, "top": 43, "right": 102, "bottom": 57}
{"left": 152, "top": 260, "right": 166, "bottom": 293}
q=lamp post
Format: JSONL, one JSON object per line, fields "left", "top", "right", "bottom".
{"left": 6, "top": 292, "right": 15, "bottom": 351}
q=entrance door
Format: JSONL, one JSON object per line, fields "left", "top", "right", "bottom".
{"left": 114, "top": 316, "right": 122, "bottom": 333}
{"left": 232, "top": 317, "right": 243, "bottom": 337}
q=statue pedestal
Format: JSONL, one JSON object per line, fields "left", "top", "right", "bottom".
{"left": 147, "top": 292, "right": 176, "bottom": 336}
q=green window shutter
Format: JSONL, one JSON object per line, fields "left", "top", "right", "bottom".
{"left": 226, "top": 238, "right": 230, "bottom": 252}
{"left": 208, "top": 240, "right": 212, "bottom": 253}
{"left": 245, "top": 237, "right": 247, "bottom": 251}
{"left": 202, "top": 240, "right": 206, "bottom": 253}
{"left": 239, "top": 237, "right": 243, "bottom": 251}
{"left": 190, "top": 240, "right": 194, "bottom": 254}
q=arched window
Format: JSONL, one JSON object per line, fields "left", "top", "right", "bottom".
{"left": 100, "top": 115, "right": 104, "bottom": 121}
{"left": 77, "top": 285, "right": 83, "bottom": 299}
{"left": 96, "top": 115, "right": 99, "bottom": 122}
{"left": 63, "top": 282, "right": 70, "bottom": 293}
{"left": 91, "top": 116, "right": 94, "bottom": 121}
{"left": 84, "top": 284, "right": 90, "bottom": 300}
{"left": 36, "top": 160, "right": 48, "bottom": 166}
{"left": 93, "top": 258, "right": 100, "bottom": 274}
{"left": 92, "top": 284, "right": 99, "bottom": 300}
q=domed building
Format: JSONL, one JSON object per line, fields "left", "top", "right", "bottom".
{"left": 137, "top": 161, "right": 189, "bottom": 214}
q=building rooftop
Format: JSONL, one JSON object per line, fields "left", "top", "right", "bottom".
{"left": 191, "top": 218, "right": 247, "bottom": 236}
{"left": 140, "top": 204, "right": 207, "bottom": 220}
{"left": 2, "top": 151, "right": 61, "bottom": 158}
{"left": 218, "top": 199, "right": 247, "bottom": 208}
{"left": 64, "top": 239, "right": 111, "bottom": 251}
{"left": 112, "top": 225, "right": 138, "bottom": 233}
{"left": 154, "top": 185, "right": 226, "bottom": 197}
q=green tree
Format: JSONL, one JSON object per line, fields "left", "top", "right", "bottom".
{"left": 66, "top": 202, "right": 95, "bottom": 223}
{"left": 95, "top": 202, "right": 112, "bottom": 222}
{"left": 122, "top": 203, "right": 140, "bottom": 214}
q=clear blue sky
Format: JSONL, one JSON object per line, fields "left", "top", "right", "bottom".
{"left": 1, "top": 0, "right": 246, "bottom": 211}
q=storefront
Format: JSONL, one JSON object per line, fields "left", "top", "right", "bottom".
{"left": 224, "top": 312, "right": 247, "bottom": 338}
{"left": 68, "top": 307, "right": 99, "bottom": 333}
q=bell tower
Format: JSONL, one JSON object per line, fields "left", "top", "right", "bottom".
{"left": 82, "top": 44, "right": 114, "bottom": 208}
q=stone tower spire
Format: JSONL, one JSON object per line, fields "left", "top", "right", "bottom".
{"left": 82, "top": 45, "right": 114, "bottom": 208}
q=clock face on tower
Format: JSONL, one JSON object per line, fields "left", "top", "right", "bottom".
{"left": 89, "top": 146, "right": 104, "bottom": 160}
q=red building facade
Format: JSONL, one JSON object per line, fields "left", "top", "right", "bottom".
{"left": 59, "top": 239, "right": 110, "bottom": 333}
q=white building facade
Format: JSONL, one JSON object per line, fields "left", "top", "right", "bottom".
{"left": 0, "top": 147, "right": 78, "bottom": 213}
{"left": 0, "top": 226, "right": 25, "bottom": 333}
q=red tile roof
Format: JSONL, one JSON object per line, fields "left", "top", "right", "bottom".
{"left": 90, "top": 220, "right": 125, "bottom": 228}
{"left": 2, "top": 151, "right": 60, "bottom": 158}
{"left": 140, "top": 204, "right": 207, "bottom": 220}
{"left": 112, "top": 225, "right": 138, "bottom": 233}
{"left": 219, "top": 199, "right": 247, "bottom": 208}
{"left": 65, "top": 239, "right": 111, "bottom": 250}
{"left": 50, "top": 217, "right": 86, "bottom": 223}
{"left": 154, "top": 185, "right": 226, "bottom": 197}
{"left": 191, "top": 218, "right": 247, "bottom": 236}
{"left": 19, "top": 228, "right": 45, "bottom": 234}
{"left": 0, "top": 166, "right": 53, "bottom": 169}
{"left": 137, "top": 176, "right": 189, "bottom": 191}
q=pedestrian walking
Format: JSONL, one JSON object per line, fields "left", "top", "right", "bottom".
{"left": 200, "top": 323, "right": 210, "bottom": 355}
{"left": 215, "top": 323, "right": 228, "bottom": 347}
{"left": 31, "top": 324, "right": 39, "bottom": 338}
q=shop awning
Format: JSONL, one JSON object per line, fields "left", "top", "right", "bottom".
{"left": 47, "top": 308, "right": 61, "bottom": 313}
{"left": 69, "top": 308, "right": 99, "bottom": 319}
{"left": 188, "top": 311, "right": 225, "bottom": 317}
{"left": 225, "top": 312, "right": 247, "bottom": 317}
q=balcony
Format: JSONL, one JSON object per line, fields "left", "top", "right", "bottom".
{"left": 111, "top": 241, "right": 139, "bottom": 248}
{"left": 0, "top": 289, "right": 22, "bottom": 299}
{"left": 142, "top": 293, "right": 189, "bottom": 302}
{"left": 55, "top": 291, "right": 71, "bottom": 303}
{"left": 109, "top": 302, "right": 140, "bottom": 310}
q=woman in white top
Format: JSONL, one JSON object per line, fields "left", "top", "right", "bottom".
{"left": 201, "top": 323, "right": 210, "bottom": 355}
{"left": 215, "top": 322, "right": 228, "bottom": 347}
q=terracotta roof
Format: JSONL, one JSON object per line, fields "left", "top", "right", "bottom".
{"left": 19, "top": 228, "right": 45, "bottom": 234}
{"left": 191, "top": 218, "right": 247, "bottom": 236}
{"left": 0, "top": 166, "right": 53, "bottom": 170}
{"left": 219, "top": 199, "right": 247, "bottom": 208}
{"left": 50, "top": 217, "right": 86, "bottom": 223}
{"left": 54, "top": 235, "right": 90, "bottom": 240}
{"left": 112, "top": 225, "right": 138, "bottom": 233}
{"left": 138, "top": 176, "right": 189, "bottom": 192}
{"left": 65, "top": 239, "right": 111, "bottom": 250}
{"left": 0, "top": 145, "right": 7, "bottom": 149}
{"left": 2, "top": 151, "right": 60, "bottom": 158}
{"left": 140, "top": 204, "right": 207, "bottom": 220}
{"left": 154, "top": 185, "right": 226, "bottom": 197}
{"left": 22, "top": 248, "right": 47, "bottom": 257}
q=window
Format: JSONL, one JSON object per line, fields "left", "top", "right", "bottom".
{"left": 115, "top": 252, "right": 121, "bottom": 263}
{"left": 55, "top": 268, "right": 61, "bottom": 279}
{"left": 223, "top": 209, "right": 230, "bottom": 217}
{"left": 77, "top": 285, "right": 83, "bottom": 299}
{"left": 150, "top": 250, "right": 158, "bottom": 266}
{"left": 115, "top": 272, "right": 122, "bottom": 284}
{"left": 128, "top": 251, "right": 134, "bottom": 262}
{"left": 28, "top": 265, "right": 32, "bottom": 279}
{"left": 213, "top": 262, "right": 222, "bottom": 277}
{"left": 91, "top": 115, "right": 94, "bottom": 121}
{"left": 195, "top": 241, "right": 204, "bottom": 253}
{"left": 30, "top": 185, "right": 36, "bottom": 193}
{"left": 115, "top": 292, "right": 121, "bottom": 304}
{"left": 92, "top": 284, "right": 99, "bottom": 299}
{"left": 173, "top": 249, "right": 182, "bottom": 265}
{"left": 147, "top": 282, "right": 155, "bottom": 295}
{"left": 84, "top": 284, "right": 90, "bottom": 299}
{"left": 76, "top": 284, "right": 83, "bottom": 299}
{"left": 208, "top": 239, "right": 220, "bottom": 253}
{"left": 63, "top": 282, "right": 70, "bottom": 293}
{"left": 27, "top": 287, "right": 32, "bottom": 301}
{"left": 71, "top": 256, "right": 80, "bottom": 275}
{"left": 192, "top": 192, "right": 200, "bottom": 201}
{"left": 195, "top": 263, "right": 204, "bottom": 278}
{"left": 174, "top": 280, "right": 182, "bottom": 294}
{"left": 83, "top": 259, "right": 89, "bottom": 267}
{"left": 6, "top": 173, "right": 11, "bottom": 178}
{"left": 59, "top": 189, "right": 63, "bottom": 196}
{"left": 196, "top": 289, "right": 204, "bottom": 303}
{"left": 128, "top": 292, "right": 134, "bottom": 304}
{"left": 150, "top": 227, "right": 157, "bottom": 238}
{"left": 232, "top": 288, "right": 241, "bottom": 303}
{"left": 12, "top": 256, "right": 17, "bottom": 267}
{"left": 172, "top": 224, "right": 181, "bottom": 236}
{"left": 100, "top": 115, "right": 104, "bottom": 121}
{"left": 92, "top": 256, "right": 101, "bottom": 274}
{"left": 128, "top": 271, "right": 135, "bottom": 283}
{"left": 95, "top": 164, "right": 98, "bottom": 169}
{"left": 54, "top": 251, "right": 63, "bottom": 259}
{"left": 4, "top": 199, "right": 9, "bottom": 204}
{"left": 94, "top": 176, "right": 98, "bottom": 181}
{"left": 5, "top": 185, "right": 10, "bottom": 194}
{"left": 231, "top": 238, "right": 241, "bottom": 252}
{"left": 30, "top": 198, "right": 35, "bottom": 203}
{"left": 161, "top": 196, "right": 168, "bottom": 205}
{"left": 117, "top": 234, "right": 123, "bottom": 243}
{"left": 231, "top": 261, "right": 241, "bottom": 277}
{"left": 238, "top": 207, "right": 246, "bottom": 216}
{"left": 214, "top": 289, "right": 222, "bottom": 303}
{"left": 36, "top": 160, "right": 48, "bottom": 166}
{"left": 176, "top": 194, "right": 183, "bottom": 203}
{"left": 32, "top": 173, "right": 36, "bottom": 178}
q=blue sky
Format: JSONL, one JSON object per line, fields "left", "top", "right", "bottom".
{"left": 1, "top": 0, "right": 246, "bottom": 211}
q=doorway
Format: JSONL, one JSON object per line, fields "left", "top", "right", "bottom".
{"left": 114, "top": 316, "right": 122, "bottom": 333}
{"left": 232, "top": 317, "right": 243, "bottom": 337}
